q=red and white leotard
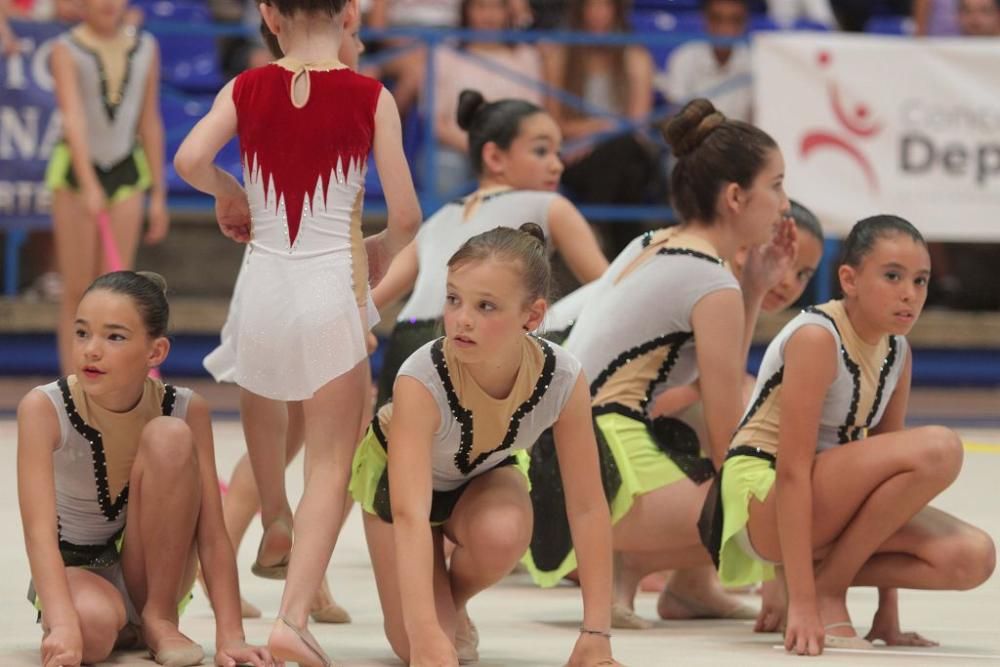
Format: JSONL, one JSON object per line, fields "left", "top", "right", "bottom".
{"left": 225, "top": 59, "right": 382, "bottom": 400}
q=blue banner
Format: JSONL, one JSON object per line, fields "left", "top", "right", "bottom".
{"left": 0, "top": 20, "right": 66, "bottom": 229}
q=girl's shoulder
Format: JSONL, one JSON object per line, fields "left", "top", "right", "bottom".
{"left": 531, "top": 336, "right": 583, "bottom": 393}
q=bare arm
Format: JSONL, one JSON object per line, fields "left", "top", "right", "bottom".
{"left": 136, "top": 39, "right": 169, "bottom": 244}
{"left": 373, "top": 87, "right": 421, "bottom": 253}
{"left": 186, "top": 394, "right": 244, "bottom": 647}
{"left": 173, "top": 79, "right": 239, "bottom": 198}
{"left": 435, "top": 108, "right": 469, "bottom": 153}
{"left": 552, "top": 375, "right": 614, "bottom": 661}
{"left": 386, "top": 377, "right": 449, "bottom": 647}
{"left": 912, "top": 0, "right": 931, "bottom": 36}
{"left": 738, "top": 217, "right": 798, "bottom": 357}
{"left": 866, "top": 352, "right": 918, "bottom": 643}
{"left": 623, "top": 46, "right": 653, "bottom": 122}
{"left": 368, "top": 0, "right": 388, "bottom": 29}
{"left": 691, "top": 288, "right": 749, "bottom": 468}
{"left": 0, "top": 0, "right": 19, "bottom": 55}
{"left": 173, "top": 79, "right": 249, "bottom": 242}
{"left": 17, "top": 391, "right": 83, "bottom": 665}
{"left": 371, "top": 239, "right": 419, "bottom": 311}
{"left": 776, "top": 325, "right": 838, "bottom": 654}
{"left": 51, "top": 41, "right": 105, "bottom": 214}
{"left": 546, "top": 196, "right": 608, "bottom": 284}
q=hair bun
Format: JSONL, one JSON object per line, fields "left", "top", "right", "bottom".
{"left": 136, "top": 271, "right": 168, "bottom": 295}
{"left": 518, "top": 222, "right": 545, "bottom": 245}
{"left": 456, "top": 89, "right": 487, "bottom": 131}
{"left": 662, "top": 98, "right": 726, "bottom": 158}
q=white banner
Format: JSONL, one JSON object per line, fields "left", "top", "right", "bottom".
{"left": 753, "top": 33, "right": 1000, "bottom": 241}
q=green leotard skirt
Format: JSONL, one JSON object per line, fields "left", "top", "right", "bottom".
{"left": 520, "top": 405, "right": 716, "bottom": 587}
{"left": 45, "top": 142, "right": 151, "bottom": 203}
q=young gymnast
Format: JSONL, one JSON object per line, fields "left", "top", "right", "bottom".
{"left": 519, "top": 98, "right": 797, "bottom": 629}
{"left": 372, "top": 88, "right": 609, "bottom": 406}
{"left": 706, "top": 214, "right": 996, "bottom": 655}
{"left": 542, "top": 199, "right": 824, "bottom": 348}
{"left": 17, "top": 271, "right": 272, "bottom": 667}
{"left": 47, "top": 0, "right": 169, "bottom": 374}
{"left": 351, "top": 225, "right": 619, "bottom": 666}
{"left": 201, "top": 4, "right": 368, "bottom": 624}
{"left": 173, "top": 0, "right": 421, "bottom": 661}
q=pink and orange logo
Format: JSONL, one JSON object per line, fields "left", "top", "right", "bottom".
{"left": 801, "top": 51, "right": 883, "bottom": 192}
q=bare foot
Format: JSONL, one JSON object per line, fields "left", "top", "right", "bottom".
{"left": 142, "top": 616, "right": 204, "bottom": 667}
{"left": 657, "top": 587, "right": 756, "bottom": 620}
{"left": 269, "top": 616, "right": 331, "bottom": 667}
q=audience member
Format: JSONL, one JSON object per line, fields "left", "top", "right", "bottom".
{"left": 657, "top": 0, "right": 752, "bottom": 123}
{"left": 913, "top": 0, "right": 961, "bottom": 35}
{"left": 433, "top": 0, "right": 545, "bottom": 195}
{"left": 958, "top": 0, "right": 1000, "bottom": 34}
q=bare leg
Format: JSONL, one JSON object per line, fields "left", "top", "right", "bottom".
{"left": 105, "top": 192, "right": 144, "bottom": 270}
{"left": 120, "top": 417, "right": 203, "bottom": 663}
{"left": 610, "top": 477, "right": 749, "bottom": 624}
{"left": 52, "top": 189, "right": 100, "bottom": 375}
{"left": 445, "top": 467, "right": 533, "bottom": 663}
{"left": 363, "top": 514, "right": 455, "bottom": 663}
{"left": 267, "top": 359, "right": 368, "bottom": 665}
{"left": 853, "top": 506, "right": 995, "bottom": 591}
{"left": 240, "top": 389, "right": 293, "bottom": 571}
{"left": 747, "top": 426, "right": 965, "bottom": 637}
{"left": 658, "top": 565, "right": 758, "bottom": 621}
{"left": 41, "top": 569, "right": 128, "bottom": 664}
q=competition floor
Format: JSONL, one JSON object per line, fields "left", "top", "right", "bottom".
{"left": 1, "top": 380, "right": 998, "bottom": 666}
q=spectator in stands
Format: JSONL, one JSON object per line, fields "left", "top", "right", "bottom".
{"left": 958, "top": 0, "right": 1000, "bottom": 34}
{"left": 766, "top": 0, "right": 836, "bottom": 28}
{"left": 528, "top": 0, "right": 567, "bottom": 28}
{"left": 544, "top": 0, "right": 657, "bottom": 256}
{"left": 656, "top": 0, "right": 752, "bottom": 123}
{"left": 368, "top": 0, "right": 462, "bottom": 114}
{"left": 913, "top": 0, "right": 961, "bottom": 35}
{"left": 433, "top": 0, "right": 545, "bottom": 195}
{"left": 1, "top": 0, "right": 20, "bottom": 55}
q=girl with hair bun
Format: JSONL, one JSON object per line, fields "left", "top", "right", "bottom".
{"left": 351, "top": 225, "right": 619, "bottom": 667}
{"left": 373, "top": 88, "right": 609, "bottom": 408}
{"left": 704, "top": 214, "right": 995, "bottom": 655}
{"left": 17, "top": 271, "right": 273, "bottom": 667}
{"left": 520, "top": 98, "right": 797, "bottom": 629}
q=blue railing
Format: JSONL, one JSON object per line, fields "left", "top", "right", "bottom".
{"left": 3, "top": 21, "right": 840, "bottom": 297}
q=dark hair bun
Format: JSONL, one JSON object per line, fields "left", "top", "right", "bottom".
{"left": 662, "top": 98, "right": 726, "bottom": 158}
{"left": 137, "top": 271, "right": 168, "bottom": 295}
{"left": 457, "top": 89, "right": 487, "bottom": 131}
{"left": 518, "top": 222, "right": 545, "bottom": 245}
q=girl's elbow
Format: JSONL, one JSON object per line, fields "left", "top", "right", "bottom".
{"left": 172, "top": 147, "right": 198, "bottom": 181}
{"left": 391, "top": 206, "right": 421, "bottom": 239}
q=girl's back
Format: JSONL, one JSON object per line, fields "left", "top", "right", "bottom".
{"left": 234, "top": 61, "right": 382, "bottom": 258}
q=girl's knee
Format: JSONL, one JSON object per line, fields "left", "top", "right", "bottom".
{"left": 70, "top": 589, "right": 125, "bottom": 663}
{"left": 140, "top": 417, "right": 197, "bottom": 468}
{"left": 950, "top": 528, "right": 997, "bottom": 590}
{"left": 914, "top": 426, "right": 963, "bottom": 482}
{"left": 462, "top": 505, "right": 532, "bottom": 567}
